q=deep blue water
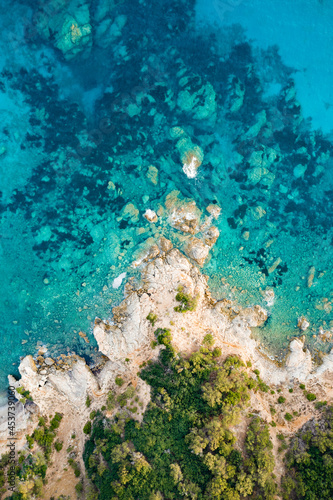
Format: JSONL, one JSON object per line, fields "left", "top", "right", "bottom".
{"left": 1, "top": 0, "right": 333, "bottom": 398}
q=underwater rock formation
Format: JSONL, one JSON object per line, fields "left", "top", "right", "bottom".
{"left": 36, "top": 0, "right": 92, "bottom": 60}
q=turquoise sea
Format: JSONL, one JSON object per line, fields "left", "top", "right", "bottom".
{"left": 1, "top": 0, "right": 333, "bottom": 398}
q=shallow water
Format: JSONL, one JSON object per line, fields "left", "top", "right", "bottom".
{"left": 0, "top": 0, "right": 332, "bottom": 393}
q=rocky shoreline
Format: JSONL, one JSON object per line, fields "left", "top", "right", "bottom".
{"left": 1, "top": 240, "right": 333, "bottom": 497}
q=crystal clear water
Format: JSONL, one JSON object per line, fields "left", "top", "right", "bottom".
{"left": 1, "top": 0, "right": 333, "bottom": 396}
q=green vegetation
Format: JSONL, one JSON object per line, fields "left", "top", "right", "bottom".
{"left": 284, "top": 413, "right": 293, "bottom": 422}
{"left": 90, "top": 410, "right": 97, "bottom": 420}
{"left": 146, "top": 312, "right": 158, "bottom": 326}
{"left": 84, "top": 343, "right": 277, "bottom": 499}
{"left": 86, "top": 395, "right": 91, "bottom": 407}
{"left": 75, "top": 481, "right": 84, "bottom": 493}
{"left": 115, "top": 376, "right": 125, "bottom": 387}
{"left": 83, "top": 421, "right": 92, "bottom": 435}
{"left": 154, "top": 327, "right": 172, "bottom": 347}
{"left": 68, "top": 458, "right": 81, "bottom": 477}
{"left": 116, "top": 386, "right": 135, "bottom": 407}
{"left": 174, "top": 286, "right": 198, "bottom": 313}
{"left": 278, "top": 396, "right": 286, "bottom": 404}
{"left": 202, "top": 334, "right": 215, "bottom": 347}
{"left": 306, "top": 392, "right": 316, "bottom": 401}
{"left": 54, "top": 440, "right": 63, "bottom": 452}
{"left": 299, "top": 384, "right": 305, "bottom": 390}
{"left": 289, "top": 388, "right": 293, "bottom": 393}
{"left": 282, "top": 406, "right": 333, "bottom": 499}
{"left": 107, "top": 392, "right": 116, "bottom": 411}
{"left": 16, "top": 386, "right": 33, "bottom": 404}
{"left": 1, "top": 413, "right": 63, "bottom": 499}
{"left": 212, "top": 347, "right": 222, "bottom": 357}
{"left": 315, "top": 401, "right": 327, "bottom": 410}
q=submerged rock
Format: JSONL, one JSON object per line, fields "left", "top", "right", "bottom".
{"left": 143, "top": 209, "right": 158, "bottom": 223}
{"left": 184, "top": 237, "right": 210, "bottom": 266}
{"left": 36, "top": 0, "right": 92, "bottom": 60}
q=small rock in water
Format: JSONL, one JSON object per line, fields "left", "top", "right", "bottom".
{"left": 143, "top": 209, "right": 158, "bottom": 223}
{"left": 112, "top": 272, "right": 127, "bottom": 289}
{"left": 307, "top": 266, "right": 315, "bottom": 288}
{"left": 297, "top": 316, "right": 310, "bottom": 331}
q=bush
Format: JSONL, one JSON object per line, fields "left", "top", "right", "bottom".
{"left": 146, "top": 312, "right": 158, "bottom": 326}
{"left": 115, "top": 376, "right": 124, "bottom": 387}
{"left": 284, "top": 413, "right": 293, "bottom": 421}
{"left": 306, "top": 393, "right": 316, "bottom": 401}
{"left": 150, "top": 340, "right": 158, "bottom": 349}
{"left": 86, "top": 395, "right": 91, "bottom": 407}
{"left": 174, "top": 286, "right": 198, "bottom": 313}
{"left": 212, "top": 347, "right": 222, "bottom": 358}
{"left": 90, "top": 411, "right": 97, "bottom": 420}
{"left": 278, "top": 396, "right": 286, "bottom": 404}
{"left": 50, "top": 412, "right": 63, "bottom": 430}
{"left": 289, "top": 388, "right": 293, "bottom": 393}
{"left": 54, "top": 440, "right": 63, "bottom": 452}
{"left": 83, "top": 421, "right": 92, "bottom": 434}
{"left": 155, "top": 328, "right": 172, "bottom": 346}
{"left": 315, "top": 401, "right": 327, "bottom": 409}
{"left": 26, "top": 434, "right": 34, "bottom": 449}
{"left": 75, "top": 482, "right": 83, "bottom": 493}
{"left": 253, "top": 369, "right": 260, "bottom": 376}
{"left": 107, "top": 392, "right": 116, "bottom": 411}
{"left": 202, "top": 334, "right": 215, "bottom": 347}
{"left": 299, "top": 384, "right": 305, "bottom": 390}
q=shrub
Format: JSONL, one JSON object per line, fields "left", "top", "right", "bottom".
{"left": 146, "top": 312, "right": 158, "bottom": 326}
{"left": 155, "top": 328, "right": 172, "bottom": 346}
{"left": 270, "top": 390, "right": 275, "bottom": 394}
{"left": 315, "top": 400, "right": 327, "bottom": 409}
{"left": 270, "top": 421, "right": 277, "bottom": 427}
{"left": 202, "top": 334, "right": 215, "bottom": 347}
{"left": 174, "top": 286, "right": 198, "bottom": 313}
{"left": 278, "top": 396, "right": 286, "bottom": 404}
{"left": 101, "top": 406, "right": 106, "bottom": 412}
{"left": 150, "top": 340, "right": 158, "bottom": 349}
{"left": 285, "top": 413, "right": 293, "bottom": 421}
{"left": 90, "top": 411, "right": 97, "bottom": 420}
{"left": 212, "top": 347, "right": 222, "bottom": 358}
{"left": 246, "top": 360, "right": 252, "bottom": 368}
{"left": 26, "top": 434, "right": 34, "bottom": 449}
{"left": 299, "top": 384, "right": 305, "bottom": 390}
{"left": 54, "top": 440, "right": 63, "bottom": 452}
{"left": 306, "top": 393, "right": 316, "bottom": 401}
{"left": 50, "top": 412, "right": 63, "bottom": 430}
{"left": 289, "top": 388, "right": 293, "bottom": 393}
{"left": 86, "top": 395, "right": 91, "bottom": 407}
{"left": 253, "top": 369, "right": 260, "bottom": 376}
{"left": 115, "top": 376, "right": 124, "bottom": 387}
{"left": 224, "top": 355, "right": 245, "bottom": 369}
{"left": 83, "top": 421, "right": 92, "bottom": 434}
{"left": 75, "top": 482, "right": 83, "bottom": 493}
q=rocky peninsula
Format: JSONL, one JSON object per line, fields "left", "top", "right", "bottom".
{"left": 0, "top": 239, "right": 332, "bottom": 498}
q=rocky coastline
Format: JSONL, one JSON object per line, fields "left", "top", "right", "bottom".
{"left": 0, "top": 240, "right": 333, "bottom": 498}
